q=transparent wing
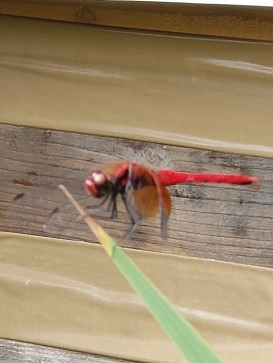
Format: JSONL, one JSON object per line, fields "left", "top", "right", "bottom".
{"left": 9, "top": 174, "right": 115, "bottom": 242}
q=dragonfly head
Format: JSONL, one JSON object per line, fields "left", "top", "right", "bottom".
{"left": 85, "top": 171, "right": 111, "bottom": 198}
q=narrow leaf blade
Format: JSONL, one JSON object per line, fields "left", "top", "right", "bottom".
{"left": 59, "top": 185, "right": 224, "bottom": 363}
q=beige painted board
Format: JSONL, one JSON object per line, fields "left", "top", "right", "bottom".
{"left": 0, "top": 232, "right": 273, "bottom": 363}
{"left": 1, "top": 15, "right": 273, "bottom": 157}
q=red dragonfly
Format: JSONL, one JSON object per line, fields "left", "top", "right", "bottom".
{"left": 84, "top": 161, "right": 258, "bottom": 238}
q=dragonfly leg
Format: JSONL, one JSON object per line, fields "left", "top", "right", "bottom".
{"left": 86, "top": 193, "right": 110, "bottom": 211}
{"left": 109, "top": 191, "right": 119, "bottom": 219}
{"left": 87, "top": 193, "right": 117, "bottom": 219}
{"left": 121, "top": 194, "right": 141, "bottom": 238}
{"left": 85, "top": 193, "right": 118, "bottom": 220}
{"left": 124, "top": 220, "right": 141, "bottom": 239}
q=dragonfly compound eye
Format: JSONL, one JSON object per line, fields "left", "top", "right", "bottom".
{"left": 85, "top": 172, "right": 109, "bottom": 198}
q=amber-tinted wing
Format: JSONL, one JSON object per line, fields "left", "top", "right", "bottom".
{"left": 151, "top": 171, "right": 172, "bottom": 238}
{"left": 129, "top": 185, "right": 160, "bottom": 219}
{"left": 124, "top": 163, "right": 172, "bottom": 237}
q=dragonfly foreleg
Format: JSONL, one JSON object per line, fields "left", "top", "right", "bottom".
{"left": 86, "top": 193, "right": 110, "bottom": 211}
{"left": 109, "top": 191, "right": 119, "bottom": 219}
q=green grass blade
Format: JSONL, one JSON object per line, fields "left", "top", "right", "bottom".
{"left": 59, "top": 185, "right": 224, "bottom": 363}
{"left": 111, "top": 244, "right": 223, "bottom": 363}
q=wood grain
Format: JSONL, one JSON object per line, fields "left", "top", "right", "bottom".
{"left": 0, "top": 339, "right": 133, "bottom": 363}
{"left": 1, "top": 123, "right": 273, "bottom": 268}
{"left": 1, "top": 1, "right": 273, "bottom": 41}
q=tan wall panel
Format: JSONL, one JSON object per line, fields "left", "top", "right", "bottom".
{"left": 1, "top": 232, "right": 273, "bottom": 363}
{"left": 1, "top": 15, "right": 273, "bottom": 157}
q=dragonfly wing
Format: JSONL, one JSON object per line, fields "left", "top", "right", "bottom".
{"left": 128, "top": 185, "right": 160, "bottom": 219}
{"left": 125, "top": 173, "right": 171, "bottom": 238}
{"left": 126, "top": 183, "right": 171, "bottom": 239}
{"left": 108, "top": 161, "right": 172, "bottom": 238}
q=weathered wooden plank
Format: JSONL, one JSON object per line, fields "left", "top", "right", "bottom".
{"left": 1, "top": 123, "right": 273, "bottom": 268}
{"left": 0, "top": 339, "right": 133, "bottom": 362}
{"left": 1, "top": 1, "right": 273, "bottom": 41}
